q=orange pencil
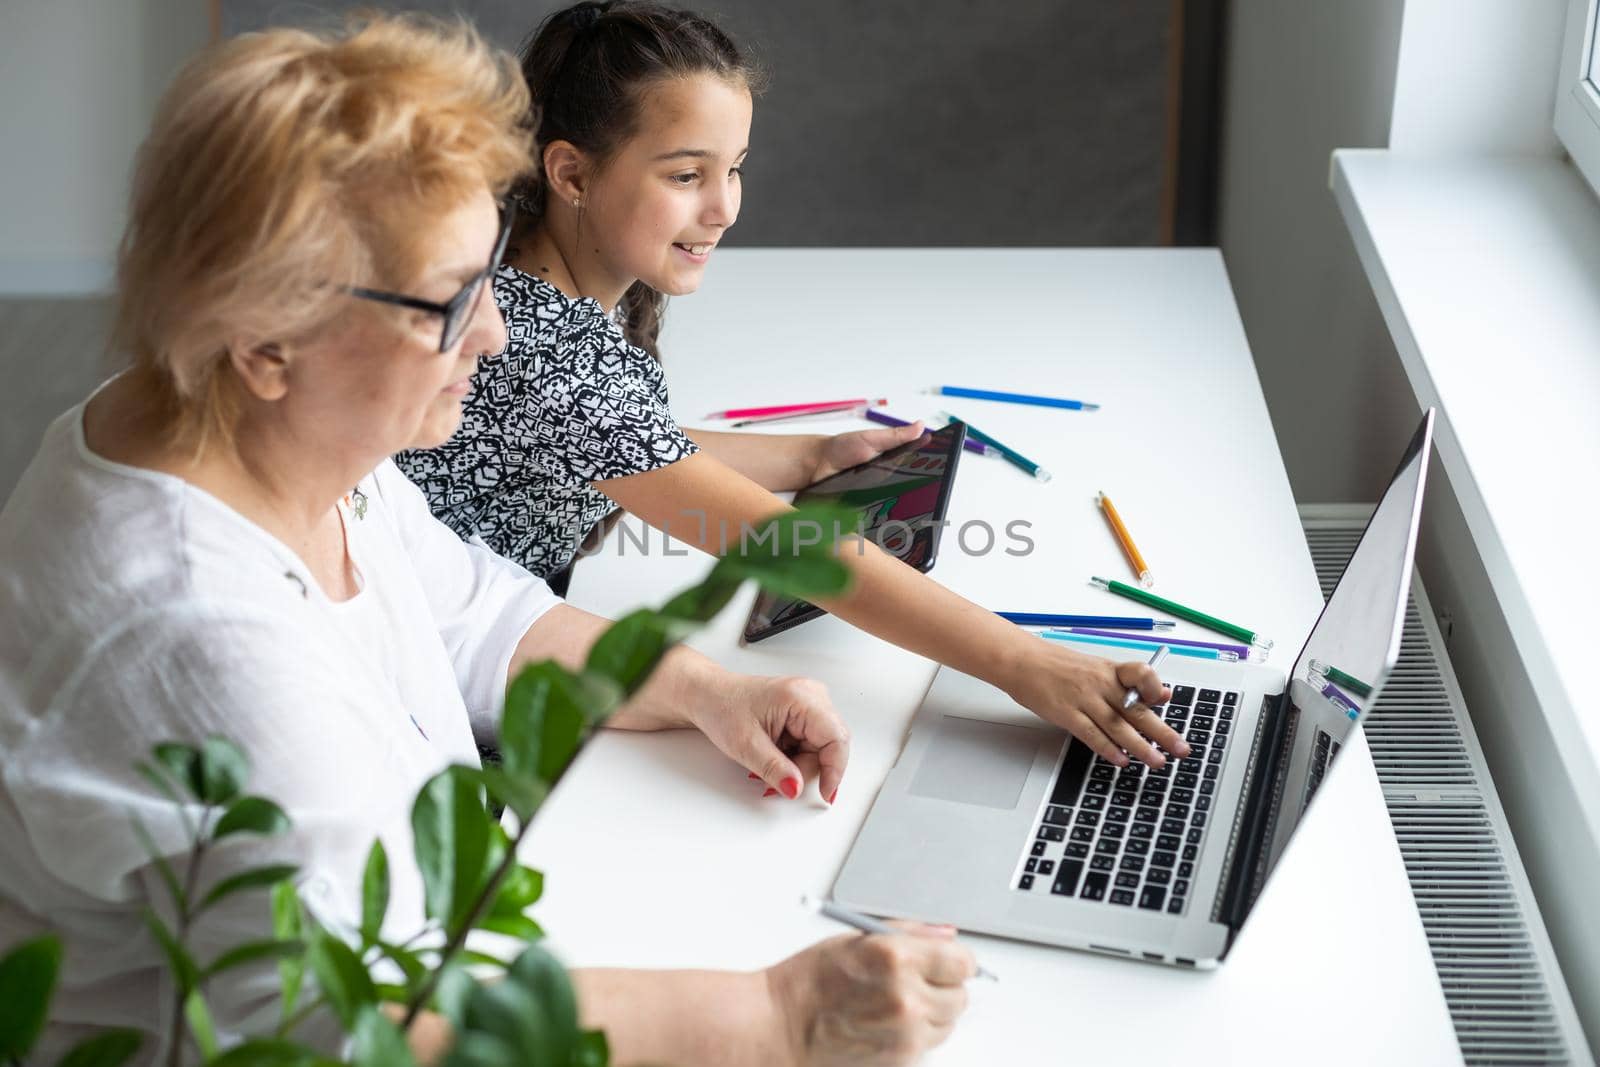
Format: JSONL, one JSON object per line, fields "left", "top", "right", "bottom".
{"left": 1096, "top": 491, "right": 1153, "bottom": 588}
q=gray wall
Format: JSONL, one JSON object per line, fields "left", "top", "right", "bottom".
{"left": 222, "top": 1, "right": 1176, "bottom": 246}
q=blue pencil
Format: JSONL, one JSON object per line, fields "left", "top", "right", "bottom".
{"left": 934, "top": 385, "right": 1099, "bottom": 411}
{"left": 997, "top": 612, "right": 1175, "bottom": 631}
{"left": 1041, "top": 630, "right": 1239, "bottom": 662}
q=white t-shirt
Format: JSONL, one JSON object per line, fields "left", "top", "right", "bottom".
{"left": 0, "top": 403, "right": 560, "bottom": 1060}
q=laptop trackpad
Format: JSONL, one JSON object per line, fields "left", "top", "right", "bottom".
{"left": 908, "top": 715, "right": 1043, "bottom": 810}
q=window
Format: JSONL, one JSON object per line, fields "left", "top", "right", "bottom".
{"left": 1555, "top": 0, "right": 1600, "bottom": 195}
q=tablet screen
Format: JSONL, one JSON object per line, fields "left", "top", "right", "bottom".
{"left": 742, "top": 420, "right": 967, "bottom": 643}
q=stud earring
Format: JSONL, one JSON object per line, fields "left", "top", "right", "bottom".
{"left": 572, "top": 197, "right": 582, "bottom": 209}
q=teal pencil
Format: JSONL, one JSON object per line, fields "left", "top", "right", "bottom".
{"left": 937, "top": 411, "right": 1052, "bottom": 482}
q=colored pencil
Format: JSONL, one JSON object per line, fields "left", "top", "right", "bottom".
{"left": 937, "top": 412, "right": 1052, "bottom": 481}
{"left": 1053, "top": 627, "right": 1249, "bottom": 660}
{"left": 1090, "top": 576, "right": 1273, "bottom": 652}
{"left": 864, "top": 408, "right": 988, "bottom": 455}
{"left": 1097, "top": 491, "right": 1153, "bottom": 588}
{"left": 1310, "top": 658, "right": 1373, "bottom": 697}
{"left": 1041, "top": 630, "right": 1239, "bottom": 662}
{"left": 707, "top": 397, "right": 887, "bottom": 420}
{"left": 932, "top": 385, "right": 1099, "bottom": 411}
{"left": 729, "top": 403, "right": 864, "bottom": 427}
{"left": 996, "top": 612, "right": 1175, "bottom": 630}
{"left": 1320, "top": 682, "right": 1361, "bottom": 720}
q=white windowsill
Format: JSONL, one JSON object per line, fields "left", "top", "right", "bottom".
{"left": 1331, "top": 148, "right": 1600, "bottom": 833}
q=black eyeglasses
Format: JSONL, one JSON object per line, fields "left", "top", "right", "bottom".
{"left": 347, "top": 204, "right": 516, "bottom": 353}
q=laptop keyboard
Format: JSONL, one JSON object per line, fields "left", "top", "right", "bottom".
{"left": 1014, "top": 683, "right": 1237, "bottom": 917}
{"left": 1300, "top": 727, "right": 1341, "bottom": 810}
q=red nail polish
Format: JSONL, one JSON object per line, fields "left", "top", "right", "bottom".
{"left": 828, "top": 788, "right": 839, "bottom": 805}
{"left": 779, "top": 777, "right": 800, "bottom": 799}
{"left": 762, "top": 787, "right": 777, "bottom": 797}
{"left": 748, "top": 772, "right": 760, "bottom": 780}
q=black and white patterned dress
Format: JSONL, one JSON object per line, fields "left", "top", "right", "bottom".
{"left": 395, "top": 265, "right": 699, "bottom": 583}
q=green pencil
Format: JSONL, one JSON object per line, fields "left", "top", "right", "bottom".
{"left": 1309, "top": 658, "right": 1372, "bottom": 697}
{"left": 1089, "top": 576, "right": 1274, "bottom": 652}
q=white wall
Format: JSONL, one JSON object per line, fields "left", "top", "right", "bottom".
{"left": 0, "top": 1, "right": 210, "bottom": 294}
{"left": 1217, "top": 0, "right": 1415, "bottom": 505}
{"left": 1389, "top": 0, "right": 1567, "bottom": 155}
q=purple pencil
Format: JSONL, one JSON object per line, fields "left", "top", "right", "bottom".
{"left": 1053, "top": 627, "right": 1251, "bottom": 660}
{"left": 864, "top": 408, "right": 989, "bottom": 455}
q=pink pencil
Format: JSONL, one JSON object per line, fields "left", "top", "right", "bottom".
{"left": 706, "top": 397, "right": 887, "bottom": 420}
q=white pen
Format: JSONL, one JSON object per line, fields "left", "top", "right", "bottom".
{"left": 1122, "top": 644, "right": 1170, "bottom": 710}
{"left": 801, "top": 895, "right": 999, "bottom": 982}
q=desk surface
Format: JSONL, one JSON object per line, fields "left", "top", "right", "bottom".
{"left": 524, "top": 249, "right": 1462, "bottom": 1064}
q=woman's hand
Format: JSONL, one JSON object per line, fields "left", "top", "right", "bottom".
{"left": 812, "top": 422, "right": 926, "bottom": 481}
{"left": 766, "top": 923, "right": 975, "bottom": 1067}
{"left": 688, "top": 673, "right": 851, "bottom": 804}
{"left": 1003, "top": 640, "right": 1187, "bottom": 769}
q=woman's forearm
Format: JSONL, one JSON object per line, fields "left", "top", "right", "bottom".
{"left": 571, "top": 967, "right": 789, "bottom": 1067}
{"left": 684, "top": 429, "right": 823, "bottom": 491}
{"left": 508, "top": 603, "right": 726, "bottom": 731}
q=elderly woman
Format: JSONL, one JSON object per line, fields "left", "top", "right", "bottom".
{"left": 0, "top": 17, "right": 972, "bottom": 1065}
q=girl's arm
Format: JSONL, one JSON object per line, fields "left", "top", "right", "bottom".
{"left": 597, "top": 453, "right": 1187, "bottom": 769}
{"left": 685, "top": 422, "right": 924, "bottom": 491}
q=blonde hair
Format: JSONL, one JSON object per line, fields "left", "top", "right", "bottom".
{"left": 112, "top": 14, "right": 533, "bottom": 449}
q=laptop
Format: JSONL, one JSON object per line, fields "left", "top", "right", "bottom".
{"left": 743, "top": 419, "right": 967, "bottom": 643}
{"left": 833, "top": 409, "right": 1435, "bottom": 967}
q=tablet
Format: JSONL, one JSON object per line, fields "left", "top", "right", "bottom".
{"left": 742, "top": 420, "right": 968, "bottom": 643}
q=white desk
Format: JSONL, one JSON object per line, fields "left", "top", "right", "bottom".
{"left": 521, "top": 250, "right": 1462, "bottom": 1064}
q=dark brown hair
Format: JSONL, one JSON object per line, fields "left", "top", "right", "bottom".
{"left": 516, "top": 1, "right": 762, "bottom": 359}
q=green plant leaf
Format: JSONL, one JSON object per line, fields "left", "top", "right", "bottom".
{"left": 457, "top": 948, "right": 514, "bottom": 970}
{"left": 374, "top": 940, "right": 427, "bottom": 989}
{"left": 477, "top": 765, "right": 548, "bottom": 824}
{"left": 574, "top": 1029, "right": 610, "bottom": 1067}
{"left": 453, "top": 978, "right": 549, "bottom": 1065}
{"left": 270, "top": 880, "right": 305, "bottom": 1025}
{"left": 199, "top": 736, "right": 249, "bottom": 806}
{"left": 196, "top": 864, "right": 300, "bottom": 916}
{"left": 411, "top": 766, "right": 491, "bottom": 932}
{"left": 489, "top": 864, "right": 544, "bottom": 918}
{"left": 54, "top": 1028, "right": 144, "bottom": 1067}
{"left": 441, "top": 1032, "right": 519, "bottom": 1067}
{"left": 360, "top": 840, "right": 389, "bottom": 946}
{"left": 580, "top": 610, "right": 696, "bottom": 698}
{"left": 432, "top": 961, "right": 477, "bottom": 1029}
{"left": 306, "top": 930, "right": 377, "bottom": 1030}
{"left": 351, "top": 1005, "right": 416, "bottom": 1067}
{"left": 207, "top": 1038, "right": 336, "bottom": 1066}
{"left": 201, "top": 939, "right": 306, "bottom": 982}
{"left": 133, "top": 759, "right": 183, "bottom": 805}
{"left": 152, "top": 742, "right": 203, "bottom": 802}
{"left": 501, "top": 662, "right": 619, "bottom": 782}
{"left": 713, "top": 505, "right": 856, "bottom": 601}
{"left": 184, "top": 988, "right": 218, "bottom": 1060}
{"left": 447, "top": 944, "right": 579, "bottom": 1066}
{"left": 0, "top": 935, "right": 61, "bottom": 1058}
{"left": 657, "top": 569, "right": 743, "bottom": 623}
{"left": 144, "top": 911, "right": 198, "bottom": 998}
{"left": 128, "top": 815, "right": 186, "bottom": 918}
{"left": 474, "top": 915, "right": 544, "bottom": 941}
{"left": 213, "top": 796, "right": 290, "bottom": 840}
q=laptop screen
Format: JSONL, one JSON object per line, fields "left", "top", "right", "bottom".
{"left": 1234, "top": 410, "right": 1434, "bottom": 923}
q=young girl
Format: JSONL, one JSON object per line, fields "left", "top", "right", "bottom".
{"left": 396, "top": 0, "right": 1183, "bottom": 779}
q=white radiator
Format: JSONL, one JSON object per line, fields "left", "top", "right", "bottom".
{"left": 1301, "top": 505, "right": 1592, "bottom": 1066}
